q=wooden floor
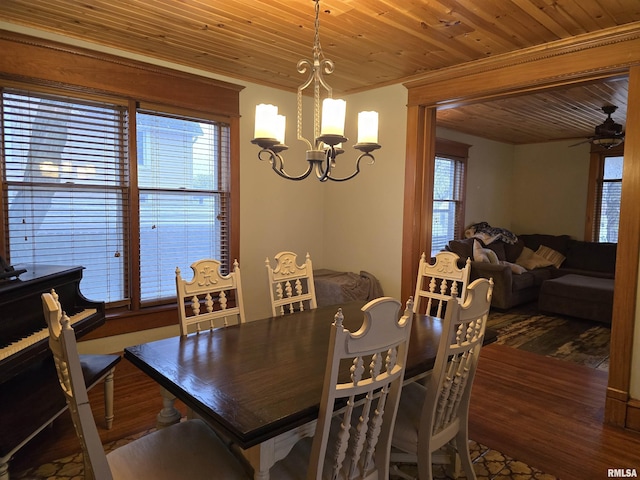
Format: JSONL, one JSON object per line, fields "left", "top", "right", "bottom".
{"left": 9, "top": 343, "right": 640, "bottom": 479}
{"left": 469, "top": 344, "right": 640, "bottom": 480}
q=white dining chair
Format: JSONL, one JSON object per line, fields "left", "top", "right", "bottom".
{"left": 265, "top": 251, "right": 317, "bottom": 316}
{"left": 390, "top": 278, "right": 493, "bottom": 480}
{"left": 42, "top": 291, "right": 251, "bottom": 480}
{"left": 413, "top": 251, "right": 471, "bottom": 317}
{"left": 269, "top": 296, "right": 414, "bottom": 479}
{"left": 46, "top": 288, "right": 120, "bottom": 429}
{"left": 175, "top": 258, "right": 246, "bottom": 335}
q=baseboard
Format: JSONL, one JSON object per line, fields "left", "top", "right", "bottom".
{"left": 627, "top": 399, "right": 640, "bottom": 433}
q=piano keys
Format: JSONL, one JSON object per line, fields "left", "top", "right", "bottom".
{"left": 0, "top": 264, "right": 105, "bottom": 384}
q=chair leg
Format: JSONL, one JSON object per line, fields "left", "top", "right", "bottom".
{"left": 390, "top": 463, "right": 416, "bottom": 480}
{"left": 103, "top": 368, "right": 115, "bottom": 429}
{"left": 417, "top": 449, "right": 434, "bottom": 480}
{"left": 454, "top": 432, "right": 476, "bottom": 480}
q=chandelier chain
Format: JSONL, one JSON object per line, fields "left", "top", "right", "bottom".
{"left": 313, "top": 0, "right": 323, "bottom": 62}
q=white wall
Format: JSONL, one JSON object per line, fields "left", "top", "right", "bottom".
{"left": 511, "top": 140, "right": 591, "bottom": 238}
{"left": 437, "top": 128, "right": 515, "bottom": 231}
{"left": 322, "top": 85, "right": 408, "bottom": 302}
{"left": 238, "top": 85, "right": 326, "bottom": 321}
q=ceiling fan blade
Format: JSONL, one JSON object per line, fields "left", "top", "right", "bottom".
{"left": 569, "top": 139, "right": 591, "bottom": 147}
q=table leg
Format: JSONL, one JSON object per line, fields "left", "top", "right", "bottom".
{"left": 239, "top": 420, "right": 317, "bottom": 479}
{"left": 241, "top": 440, "right": 274, "bottom": 480}
{"left": 156, "top": 387, "right": 182, "bottom": 428}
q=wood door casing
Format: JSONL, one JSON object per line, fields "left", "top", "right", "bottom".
{"left": 402, "top": 27, "right": 640, "bottom": 430}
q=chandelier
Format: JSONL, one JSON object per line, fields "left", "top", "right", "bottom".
{"left": 251, "top": 0, "right": 381, "bottom": 182}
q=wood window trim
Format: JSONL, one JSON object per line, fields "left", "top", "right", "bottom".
{"left": 584, "top": 144, "right": 625, "bottom": 241}
{"left": 435, "top": 138, "right": 470, "bottom": 242}
{"left": 0, "top": 31, "right": 243, "bottom": 336}
{"left": 402, "top": 26, "right": 640, "bottom": 430}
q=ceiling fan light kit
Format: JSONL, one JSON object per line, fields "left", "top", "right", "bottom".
{"left": 590, "top": 105, "right": 625, "bottom": 149}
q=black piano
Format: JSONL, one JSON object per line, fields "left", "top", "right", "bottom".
{"left": 0, "top": 264, "right": 115, "bottom": 477}
{"left": 0, "top": 264, "right": 106, "bottom": 384}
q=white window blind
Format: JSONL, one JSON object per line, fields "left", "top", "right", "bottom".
{"left": 597, "top": 155, "right": 623, "bottom": 243}
{"left": 3, "top": 89, "right": 128, "bottom": 304}
{"left": 136, "top": 110, "right": 231, "bottom": 303}
{"left": 431, "top": 155, "right": 464, "bottom": 256}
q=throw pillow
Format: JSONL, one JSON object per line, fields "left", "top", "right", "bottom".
{"left": 499, "top": 260, "right": 527, "bottom": 274}
{"left": 473, "top": 240, "right": 499, "bottom": 264}
{"left": 515, "top": 247, "right": 554, "bottom": 270}
{"left": 536, "top": 245, "right": 566, "bottom": 268}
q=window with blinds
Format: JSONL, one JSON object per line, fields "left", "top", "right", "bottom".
{"left": 431, "top": 155, "right": 465, "bottom": 256}
{"left": 2, "top": 89, "right": 232, "bottom": 308}
{"left": 136, "top": 110, "right": 231, "bottom": 304}
{"left": 596, "top": 155, "right": 623, "bottom": 243}
{"left": 3, "top": 89, "right": 129, "bottom": 303}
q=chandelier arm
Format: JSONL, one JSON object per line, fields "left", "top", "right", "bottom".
{"left": 257, "top": 148, "right": 314, "bottom": 181}
{"left": 324, "top": 152, "right": 376, "bottom": 182}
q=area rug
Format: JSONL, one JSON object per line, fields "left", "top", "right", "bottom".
{"left": 487, "top": 302, "right": 610, "bottom": 371}
{"left": 15, "top": 434, "right": 558, "bottom": 480}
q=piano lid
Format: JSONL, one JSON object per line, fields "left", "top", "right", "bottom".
{"left": 0, "top": 255, "right": 26, "bottom": 281}
{"left": 0, "top": 264, "right": 105, "bottom": 384}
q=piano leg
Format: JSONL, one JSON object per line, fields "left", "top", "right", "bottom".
{"left": 0, "top": 458, "right": 8, "bottom": 480}
{"left": 104, "top": 368, "right": 115, "bottom": 429}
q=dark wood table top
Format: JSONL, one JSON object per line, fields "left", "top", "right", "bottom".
{"left": 124, "top": 301, "right": 494, "bottom": 450}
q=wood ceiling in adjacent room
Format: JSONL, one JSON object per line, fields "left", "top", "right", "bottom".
{"left": 1, "top": 0, "right": 638, "bottom": 144}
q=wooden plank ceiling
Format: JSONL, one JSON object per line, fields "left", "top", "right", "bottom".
{"left": 1, "top": 0, "right": 638, "bottom": 144}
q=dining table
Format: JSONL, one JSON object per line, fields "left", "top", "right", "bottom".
{"left": 123, "top": 300, "right": 495, "bottom": 480}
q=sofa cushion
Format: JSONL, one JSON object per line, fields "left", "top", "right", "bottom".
{"left": 518, "top": 234, "right": 571, "bottom": 255}
{"left": 485, "top": 240, "right": 507, "bottom": 261}
{"left": 511, "top": 272, "right": 534, "bottom": 290}
{"left": 527, "top": 267, "right": 553, "bottom": 286}
{"left": 503, "top": 238, "right": 525, "bottom": 263}
{"left": 500, "top": 261, "right": 526, "bottom": 274}
{"left": 445, "top": 238, "right": 474, "bottom": 261}
{"left": 564, "top": 241, "right": 616, "bottom": 274}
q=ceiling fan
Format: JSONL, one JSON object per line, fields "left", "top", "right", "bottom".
{"left": 570, "top": 105, "right": 625, "bottom": 149}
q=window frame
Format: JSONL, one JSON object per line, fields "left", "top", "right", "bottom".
{"left": 431, "top": 138, "right": 469, "bottom": 255}
{"left": 585, "top": 143, "right": 624, "bottom": 242}
{"left": 0, "top": 32, "right": 242, "bottom": 336}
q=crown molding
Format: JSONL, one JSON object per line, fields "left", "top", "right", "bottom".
{"left": 405, "top": 22, "right": 640, "bottom": 107}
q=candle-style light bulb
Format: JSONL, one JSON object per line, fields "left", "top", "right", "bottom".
{"left": 274, "top": 114, "right": 286, "bottom": 145}
{"left": 254, "top": 104, "right": 278, "bottom": 139}
{"left": 357, "top": 111, "right": 378, "bottom": 144}
{"left": 320, "top": 98, "right": 346, "bottom": 136}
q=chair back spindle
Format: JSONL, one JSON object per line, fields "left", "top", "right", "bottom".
{"left": 309, "top": 297, "right": 413, "bottom": 479}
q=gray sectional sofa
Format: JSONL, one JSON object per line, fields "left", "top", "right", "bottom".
{"left": 444, "top": 234, "right": 616, "bottom": 322}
